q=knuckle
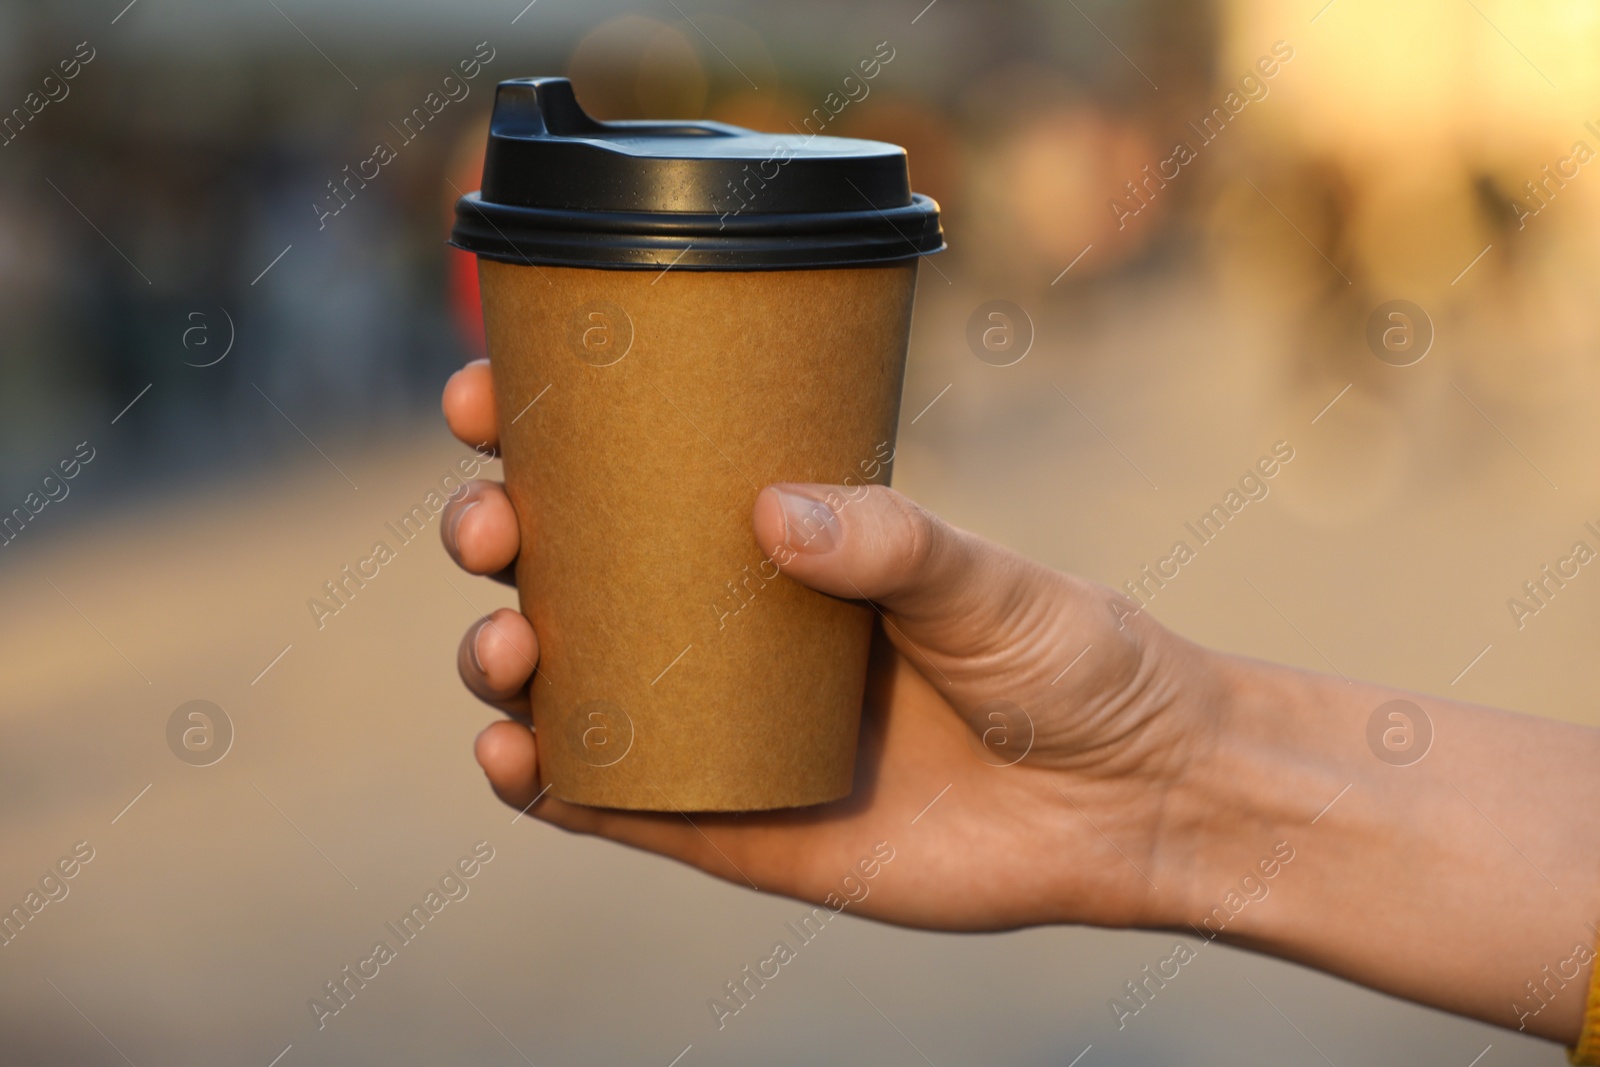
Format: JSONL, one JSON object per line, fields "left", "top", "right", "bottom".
{"left": 879, "top": 486, "right": 940, "bottom": 579}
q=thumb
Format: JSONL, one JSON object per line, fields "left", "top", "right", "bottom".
{"left": 751, "top": 483, "right": 1073, "bottom": 658}
{"left": 752, "top": 485, "right": 1172, "bottom": 773}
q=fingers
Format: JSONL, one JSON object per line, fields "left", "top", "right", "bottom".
{"left": 443, "top": 359, "right": 499, "bottom": 452}
{"left": 457, "top": 608, "right": 538, "bottom": 717}
{"left": 441, "top": 480, "right": 519, "bottom": 583}
{"left": 474, "top": 720, "right": 542, "bottom": 809}
{"left": 472, "top": 722, "right": 708, "bottom": 866}
{"left": 473, "top": 717, "right": 775, "bottom": 888}
{"left": 752, "top": 483, "right": 1052, "bottom": 631}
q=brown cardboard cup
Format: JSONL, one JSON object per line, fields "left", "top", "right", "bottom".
{"left": 481, "top": 259, "right": 917, "bottom": 811}
{"left": 452, "top": 76, "right": 942, "bottom": 810}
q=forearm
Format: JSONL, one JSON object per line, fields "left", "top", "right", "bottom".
{"left": 1165, "top": 651, "right": 1600, "bottom": 1042}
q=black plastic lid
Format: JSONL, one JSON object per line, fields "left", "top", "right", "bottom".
{"left": 450, "top": 77, "right": 944, "bottom": 271}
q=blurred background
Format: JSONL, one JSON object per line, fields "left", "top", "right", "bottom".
{"left": 4, "top": 0, "right": 1600, "bottom": 1063}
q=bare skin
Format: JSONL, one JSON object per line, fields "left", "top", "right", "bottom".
{"left": 441, "top": 358, "right": 1600, "bottom": 1045}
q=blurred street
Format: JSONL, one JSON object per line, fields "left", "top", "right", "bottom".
{"left": 5, "top": 261, "right": 1594, "bottom": 1062}
{"left": 5, "top": 0, "right": 1600, "bottom": 1062}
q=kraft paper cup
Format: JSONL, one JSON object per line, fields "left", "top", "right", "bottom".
{"left": 452, "top": 76, "right": 942, "bottom": 810}
{"left": 481, "top": 259, "right": 917, "bottom": 810}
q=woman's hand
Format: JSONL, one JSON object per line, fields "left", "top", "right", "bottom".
{"left": 439, "top": 358, "right": 1228, "bottom": 933}
{"left": 439, "top": 358, "right": 1600, "bottom": 1045}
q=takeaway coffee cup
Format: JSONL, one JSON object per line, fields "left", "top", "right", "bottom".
{"left": 451, "top": 77, "right": 943, "bottom": 811}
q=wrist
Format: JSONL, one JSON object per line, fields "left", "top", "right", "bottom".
{"left": 1150, "top": 647, "right": 1600, "bottom": 1043}
{"left": 1148, "top": 649, "right": 1345, "bottom": 939}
